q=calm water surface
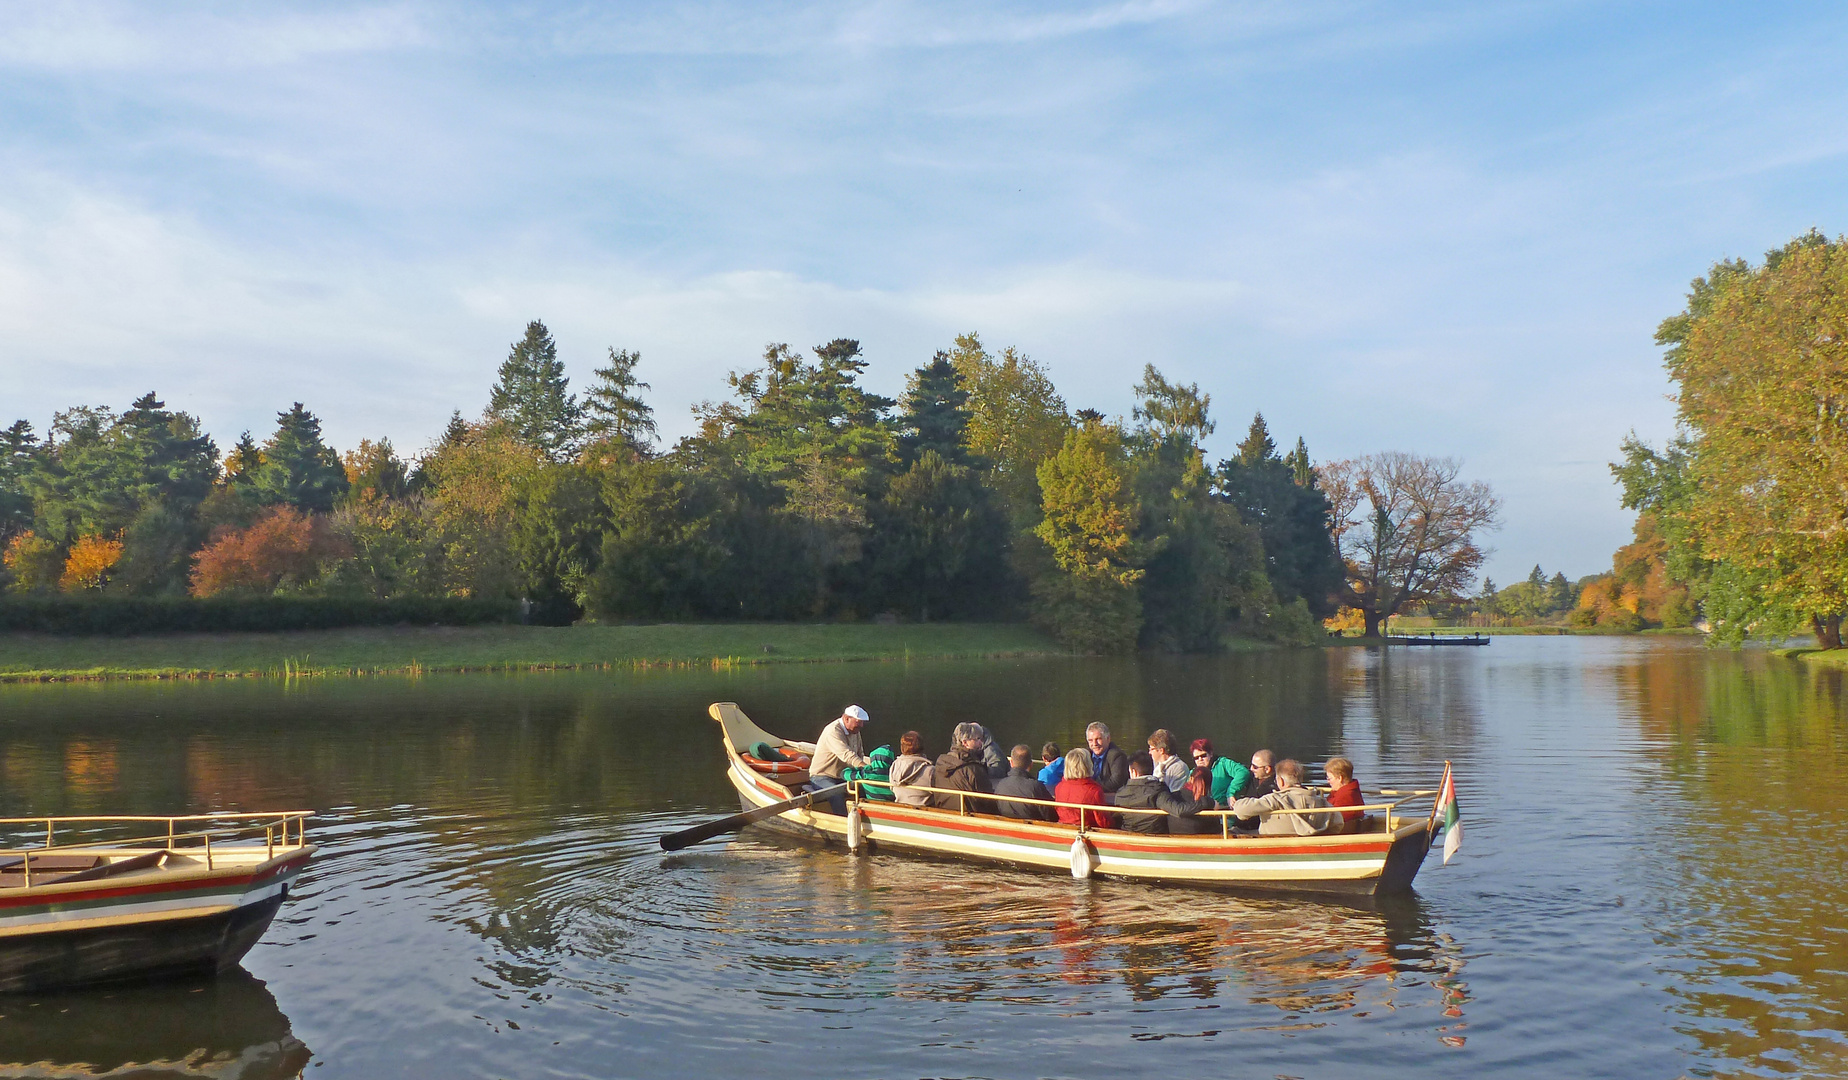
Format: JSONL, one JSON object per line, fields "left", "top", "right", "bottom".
{"left": 0, "top": 637, "right": 1843, "bottom": 1079}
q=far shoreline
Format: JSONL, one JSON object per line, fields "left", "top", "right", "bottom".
{"left": 0, "top": 622, "right": 1073, "bottom": 683}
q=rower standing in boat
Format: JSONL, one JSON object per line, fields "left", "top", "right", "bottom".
{"left": 807, "top": 704, "right": 872, "bottom": 815}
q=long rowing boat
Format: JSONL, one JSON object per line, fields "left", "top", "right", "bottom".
{"left": 709, "top": 703, "right": 1443, "bottom": 895}
{"left": 0, "top": 811, "right": 314, "bottom": 993}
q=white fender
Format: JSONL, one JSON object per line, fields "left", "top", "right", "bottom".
{"left": 846, "top": 807, "right": 863, "bottom": 851}
{"left": 1069, "top": 836, "right": 1096, "bottom": 879}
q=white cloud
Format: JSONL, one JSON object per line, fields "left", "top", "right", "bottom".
{"left": 0, "top": 3, "right": 429, "bottom": 72}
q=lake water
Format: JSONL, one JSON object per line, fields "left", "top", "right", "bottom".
{"left": 0, "top": 637, "right": 1843, "bottom": 1079}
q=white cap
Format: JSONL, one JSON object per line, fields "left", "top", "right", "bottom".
{"left": 842, "top": 704, "right": 870, "bottom": 723}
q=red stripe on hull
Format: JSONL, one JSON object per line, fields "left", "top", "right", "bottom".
{"left": 0, "top": 849, "right": 310, "bottom": 912}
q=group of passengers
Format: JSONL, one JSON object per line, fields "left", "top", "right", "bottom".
{"left": 800, "top": 706, "right": 1368, "bottom": 837}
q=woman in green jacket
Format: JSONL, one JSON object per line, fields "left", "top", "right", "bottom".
{"left": 1191, "top": 739, "right": 1251, "bottom": 808}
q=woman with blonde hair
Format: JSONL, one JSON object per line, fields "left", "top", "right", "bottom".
{"left": 1052, "top": 748, "right": 1116, "bottom": 829}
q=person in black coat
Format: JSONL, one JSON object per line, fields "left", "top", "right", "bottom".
{"left": 1159, "top": 767, "right": 1220, "bottom": 835}
{"left": 1084, "top": 722, "right": 1132, "bottom": 793}
{"left": 993, "top": 745, "right": 1057, "bottom": 822}
{"left": 1113, "top": 753, "right": 1168, "bottom": 834}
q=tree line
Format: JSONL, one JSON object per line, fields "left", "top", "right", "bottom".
{"left": 1, "top": 322, "right": 1502, "bottom": 649}
{"left": 1602, "top": 230, "right": 1848, "bottom": 647}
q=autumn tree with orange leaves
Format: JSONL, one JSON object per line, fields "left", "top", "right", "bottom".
{"left": 190, "top": 506, "right": 348, "bottom": 597}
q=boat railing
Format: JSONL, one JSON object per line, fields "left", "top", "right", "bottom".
{"left": 0, "top": 811, "right": 313, "bottom": 886}
{"left": 844, "top": 782, "right": 1436, "bottom": 838}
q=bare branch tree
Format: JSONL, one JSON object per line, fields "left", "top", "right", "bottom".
{"left": 1321, "top": 452, "right": 1501, "bottom": 637}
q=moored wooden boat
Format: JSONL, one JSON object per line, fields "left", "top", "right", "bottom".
{"left": 0, "top": 812, "right": 314, "bottom": 993}
{"left": 708, "top": 703, "right": 1443, "bottom": 895}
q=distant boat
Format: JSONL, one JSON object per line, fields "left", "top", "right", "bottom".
{"left": 0, "top": 812, "right": 314, "bottom": 993}
{"left": 701, "top": 703, "right": 1447, "bottom": 896}
{"left": 1387, "top": 632, "right": 1491, "bottom": 646}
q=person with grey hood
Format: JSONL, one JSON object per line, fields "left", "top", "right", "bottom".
{"left": 951, "top": 722, "right": 1010, "bottom": 780}
{"left": 1231, "top": 758, "right": 1340, "bottom": 836}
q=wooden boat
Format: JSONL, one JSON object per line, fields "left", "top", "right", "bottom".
{"left": 0, "top": 812, "right": 314, "bottom": 993}
{"left": 709, "top": 703, "right": 1442, "bottom": 896}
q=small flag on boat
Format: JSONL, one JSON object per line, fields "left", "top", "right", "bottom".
{"left": 1433, "top": 762, "right": 1462, "bottom": 864}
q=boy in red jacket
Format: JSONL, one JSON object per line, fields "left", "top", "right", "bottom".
{"left": 1324, "top": 756, "right": 1365, "bottom": 829}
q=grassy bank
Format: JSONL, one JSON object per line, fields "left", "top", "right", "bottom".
{"left": 0, "top": 622, "right": 1068, "bottom": 682}
{"left": 1785, "top": 647, "right": 1848, "bottom": 668}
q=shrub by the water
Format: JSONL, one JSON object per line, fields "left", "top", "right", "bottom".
{"left": 0, "top": 595, "right": 518, "bottom": 635}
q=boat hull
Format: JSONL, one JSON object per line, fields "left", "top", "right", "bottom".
{"left": 0, "top": 847, "right": 312, "bottom": 993}
{"left": 726, "top": 746, "right": 1429, "bottom": 896}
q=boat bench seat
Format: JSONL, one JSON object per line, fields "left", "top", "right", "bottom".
{"left": 0, "top": 854, "right": 103, "bottom": 888}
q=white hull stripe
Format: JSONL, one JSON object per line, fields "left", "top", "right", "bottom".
{"left": 729, "top": 771, "right": 1389, "bottom": 881}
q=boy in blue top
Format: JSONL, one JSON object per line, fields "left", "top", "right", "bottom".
{"left": 1038, "top": 741, "right": 1065, "bottom": 787}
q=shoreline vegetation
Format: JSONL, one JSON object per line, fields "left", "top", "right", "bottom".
{"left": 0, "top": 622, "right": 1072, "bottom": 682}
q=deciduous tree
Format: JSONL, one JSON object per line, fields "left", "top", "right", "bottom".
{"left": 1322, "top": 452, "right": 1501, "bottom": 637}
{"left": 1653, "top": 232, "right": 1848, "bottom": 646}
{"left": 1032, "top": 422, "right": 1144, "bottom": 651}
{"left": 949, "top": 333, "right": 1069, "bottom": 524}
{"left": 190, "top": 506, "right": 345, "bottom": 597}
{"left": 3, "top": 532, "right": 62, "bottom": 594}
{"left": 59, "top": 533, "right": 124, "bottom": 591}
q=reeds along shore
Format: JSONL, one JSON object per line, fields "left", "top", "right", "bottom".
{"left": 0, "top": 622, "right": 1069, "bottom": 682}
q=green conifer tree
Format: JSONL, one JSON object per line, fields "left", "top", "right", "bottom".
{"left": 252, "top": 403, "right": 349, "bottom": 513}
{"left": 225, "top": 432, "right": 263, "bottom": 483}
{"left": 488, "top": 320, "right": 582, "bottom": 461}
{"left": 1287, "top": 437, "right": 1315, "bottom": 487}
{"left": 0, "top": 420, "right": 37, "bottom": 546}
{"left": 582, "top": 347, "right": 656, "bottom": 456}
{"left": 897, "top": 352, "right": 971, "bottom": 465}
{"left": 1235, "top": 412, "right": 1277, "bottom": 467}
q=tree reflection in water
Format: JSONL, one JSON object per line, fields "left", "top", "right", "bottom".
{"left": 1616, "top": 643, "right": 1848, "bottom": 1079}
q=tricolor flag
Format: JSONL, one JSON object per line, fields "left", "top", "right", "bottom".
{"left": 1432, "top": 762, "right": 1462, "bottom": 864}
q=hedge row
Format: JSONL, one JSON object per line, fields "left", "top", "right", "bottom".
{"left": 0, "top": 596, "right": 521, "bottom": 635}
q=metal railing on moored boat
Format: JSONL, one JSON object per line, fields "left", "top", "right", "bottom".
{"left": 0, "top": 812, "right": 312, "bottom": 888}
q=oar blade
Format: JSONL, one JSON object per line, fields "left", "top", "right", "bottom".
{"left": 659, "top": 789, "right": 819, "bottom": 852}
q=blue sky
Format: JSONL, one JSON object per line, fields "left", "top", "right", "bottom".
{"left": 2, "top": 1, "right": 1844, "bottom": 584}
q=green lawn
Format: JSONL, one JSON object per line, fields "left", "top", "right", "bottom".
{"left": 0, "top": 622, "right": 1068, "bottom": 681}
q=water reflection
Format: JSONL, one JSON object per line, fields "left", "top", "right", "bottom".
{"left": 0, "top": 969, "right": 310, "bottom": 1080}
{"left": 704, "top": 841, "right": 1466, "bottom": 1028}
{"left": 1610, "top": 642, "right": 1848, "bottom": 1079}
{"left": 3, "top": 644, "right": 1844, "bottom": 1077}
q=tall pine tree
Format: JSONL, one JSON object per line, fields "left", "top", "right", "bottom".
{"left": 488, "top": 320, "right": 582, "bottom": 461}
{"left": 582, "top": 346, "right": 656, "bottom": 457}
{"left": 897, "top": 352, "right": 971, "bottom": 465}
{"left": 252, "top": 403, "right": 349, "bottom": 513}
{"left": 1216, "top": 414, "right": 1344, "bottom": 617}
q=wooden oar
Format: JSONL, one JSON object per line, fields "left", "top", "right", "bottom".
{"left": 659, "top": 789, "right": 825, "bottom": 852}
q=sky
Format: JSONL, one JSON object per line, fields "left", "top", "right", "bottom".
{"left": 2, "top": 1, "right": 1845, "bottom": 585}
